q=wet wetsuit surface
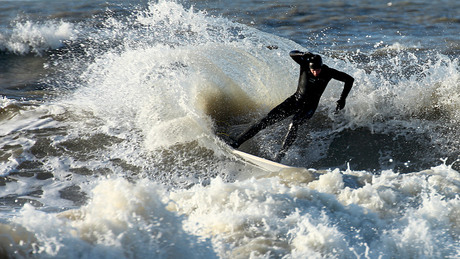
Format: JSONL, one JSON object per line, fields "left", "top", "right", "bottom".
{"left": 290, "top": 51, "right": 354, "bottom": 111}
{"left": 233, "top": 51, "right": 354, "bottom": 161}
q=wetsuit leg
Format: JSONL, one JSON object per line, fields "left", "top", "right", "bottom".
{"left": 232, "top": 96, "right": 297, "bottom": 148}
{"left": 274, "top": 108, "right": 315, "bottom": 162}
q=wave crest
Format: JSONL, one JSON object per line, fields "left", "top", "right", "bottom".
{"left": 0, "top": 20, "right": 78, "bottom": 55}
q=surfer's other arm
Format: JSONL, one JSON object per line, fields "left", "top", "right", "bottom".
{"left": 331, "top": 68, "right": 354, "bottom": 111}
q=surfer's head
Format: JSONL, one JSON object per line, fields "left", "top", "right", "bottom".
{"left": 309, "top": 55, "right": 322, "bottom": 70}
{"left": 309, "top": 55, "right": 322, "bottom": 76}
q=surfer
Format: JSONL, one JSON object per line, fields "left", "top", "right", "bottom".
{"left": 226, "top": 50, "right": 354, "bottom": 162}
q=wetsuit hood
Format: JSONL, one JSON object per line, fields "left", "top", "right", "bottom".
{"left": 309, "top": 55, "right": 322, "bottom": 69}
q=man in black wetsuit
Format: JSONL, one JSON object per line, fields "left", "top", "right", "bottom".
{"left": 227, "top": 50, "right": 354, "bottom": 162}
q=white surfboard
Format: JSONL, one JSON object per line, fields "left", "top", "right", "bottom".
{"left": 232, "top": 149, "right": 294, "bottom": 172}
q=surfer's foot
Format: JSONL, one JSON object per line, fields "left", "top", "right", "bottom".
{"left": 217, "top": 133, "right": 240, "bottom": 148}
{"left": 274, "top": 150, "right": 286, "bottom": 163}
{"left": 226, "top": 137, "right": 240, "bottom": 148}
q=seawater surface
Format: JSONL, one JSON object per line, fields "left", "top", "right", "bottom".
{"left": 0, "top": 0, "right": 459, "bottom": 258}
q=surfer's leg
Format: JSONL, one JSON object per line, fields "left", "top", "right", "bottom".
{"left": 275, "top": 109, "right": 315, "bottom": 162}
{"left": 232, "top": 96, "right": 296, "bottom": 148}
{"left": 232, "top": 110, "right": 288, "bottom": 148}
{"left": 274, "top": 122, "right": 299, "bottom": 162}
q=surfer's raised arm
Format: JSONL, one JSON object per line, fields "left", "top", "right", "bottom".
{"left": 289, "top": 50, "right": 314, "bottom": 65}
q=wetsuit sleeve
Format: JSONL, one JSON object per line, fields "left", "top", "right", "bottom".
{"left": 289, "top": 50, "right": 314, "bottom": 65}
{"left": 329, "top": 67, "right": 354, "bottom": 100}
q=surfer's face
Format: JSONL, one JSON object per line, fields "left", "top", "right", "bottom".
{"left": 310, "top": 68, "right": 321, "bottom": 77}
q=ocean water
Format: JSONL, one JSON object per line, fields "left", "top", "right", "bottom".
{"left": 0, "top": 0, "right": 459, "bottom": 258}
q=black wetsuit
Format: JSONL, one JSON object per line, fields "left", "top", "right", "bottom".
{"left": 232, "top": 50, "right": 354, "bottom": 161}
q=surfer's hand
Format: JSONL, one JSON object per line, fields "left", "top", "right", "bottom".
{"left": 336, "top": 98, "right": 346, "bottom": 111}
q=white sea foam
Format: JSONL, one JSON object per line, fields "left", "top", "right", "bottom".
{"left": 4, "top": 162, "right": 459, "bottom": 258}
{"left": 5, "top": 178, "right": 216, "bottom": 258}
{"left": 1, "top": 1, "right": 459, "bottom": 258}
{"left": 0, "top": 20, "right": 78, "bottom": 55}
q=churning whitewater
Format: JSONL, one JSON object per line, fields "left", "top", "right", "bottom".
{"left": 0, "top": 0, "right": 459, "bottom": 258}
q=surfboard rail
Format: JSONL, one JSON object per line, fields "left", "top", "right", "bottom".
{"left": 232, "top": 149, "right": 294, "bottom": 172}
